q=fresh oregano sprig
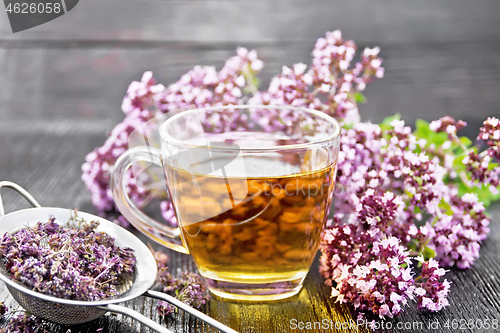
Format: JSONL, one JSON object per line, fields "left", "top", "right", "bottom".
{"left": 79, "top": 29, "right": 500, "bottom": 320}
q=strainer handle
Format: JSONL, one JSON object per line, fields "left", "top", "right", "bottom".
{"left": 98, "top": 304, "right": 174, "bottom": 333}
{"left": 146, "top": 290, "right": 239, "bottom": 333}
{"left": 111, "top": 146, "right": 188, "bottom": 254}
{"left": 0, "top": 181, "right": 42, "bottom": 217}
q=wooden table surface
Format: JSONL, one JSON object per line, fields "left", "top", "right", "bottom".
{"left": 1, "top": 1, "right": 500, "bottom": 332}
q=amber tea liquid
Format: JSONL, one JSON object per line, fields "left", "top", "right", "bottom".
{"left": 166, "top": 154, "right": 335, "bottom": 291}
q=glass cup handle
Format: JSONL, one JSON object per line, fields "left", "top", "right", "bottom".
{"left": 111, "top": 146, "right": 189, "bottom": 254}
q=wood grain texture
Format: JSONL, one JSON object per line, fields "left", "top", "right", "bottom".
{"left": 1, "top": 40, "right": 499, "bottom": 131}
{"left": 1, "top": 0, "right": 499, "bottom": 44}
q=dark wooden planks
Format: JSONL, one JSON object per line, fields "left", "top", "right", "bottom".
{"left": 1, "top": 0, "right": 500, "bottom": 332}
{"left": 0, "top": 39, "right": 499, "bottom": 133}
{"left": 1, "top": 0, "right": 500, "bottom": 44}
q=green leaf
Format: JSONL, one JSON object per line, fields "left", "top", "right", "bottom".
{"left": 343, "top": 122, "right": 354, "bottom": 130}
{"left": 354, "top": 92, "right": 367, "bottom": 104}
{"left": 242, "top": 65, "right": 261, "bottom": 90}
{"left": 381, "top": 114, "right": 401, "bottom": 126}
{"left": 379, "top": 114, "right": 401, "bottom": 132}
{"left": 458, "top": 183, "right": 500, "bottom": 208}
{"left": 438, "top": 200, "right": 453, "bottom": 215}
{"left": 414, "top": 118, "right": 462, "bottom": 152}
{"left": 414, "top": 119, "right": 431, "bottom": 137}
{"left": 453, "top": 154, "right": 468, "bottom": 169}
{"left": 407, "top": 240, "right": 418, "bottom": 252}
{"left": 460, "top": 136, "right": 472, "bottom": 149}
{"left": 428, "top": 132, "right": 448, "bottom": 147}
{"left": 488, "top": 160, "right": 499, "bottom": 171}
{"left": 252, "top": 76, "right": 261, "bottom": 89}
{"left": 423, "top": 246, "right": 436, "bottom": 260}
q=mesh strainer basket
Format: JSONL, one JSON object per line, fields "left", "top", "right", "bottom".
{"left": 0, "top": 181, "right": 237, "bottom": 333}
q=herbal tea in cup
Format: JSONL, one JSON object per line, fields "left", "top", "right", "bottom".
{"left": 112, "top": 105, "right": 340, "bottom": 300}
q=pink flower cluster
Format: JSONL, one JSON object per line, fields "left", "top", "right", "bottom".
{"left": 414, "top": 256, "right": 451, "bottom": 312}
{"left": 82, "top": 49, "right": 265, "bottom": 225}
{"left": 333, "top": 118, "right": 492, "bottom": 270}
{"left": 430, "top": 116, "right": 500, "bottom": 190}
{"left": 321, "top": 114, "right": 500, "bottom": 318}
{"left": 321, "top": 190, "right": 451, "bottom": 319}
{"left": 81, "top": 31, "right": 500, "bottom": 319}
{"left": 82, "top": 30, "right": 383, "bottom": 227}
{"left": 250, "top": 30, "right": 383, "bottom": 123}
{"left": 464, "top": 117, "right": 500, "bottom": 189}
{"left": 429, "top": 115, "right": 467, "bottom": 135}
{"left": 419, "top": 192, "right": 490, "bottom": 269}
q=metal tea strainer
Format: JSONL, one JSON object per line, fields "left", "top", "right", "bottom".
{"left": 0, "top": 181, "right": 238, "bottom": 333}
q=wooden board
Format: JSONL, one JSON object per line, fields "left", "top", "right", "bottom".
{"left": 1, "top": 1, "right": 500, "bottom": 332}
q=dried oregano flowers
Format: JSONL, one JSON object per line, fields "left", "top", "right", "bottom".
{"left": 0, "top": 239, "right": 208, "bottom": 331}
{"left": 147, "top": 246, "right": 209, "bottom": 318}
{"left": 0, "top": 213, "right": 136, "bottom": 301}
{"left": 0, "top": 312, "right": 52, "bottom": 333}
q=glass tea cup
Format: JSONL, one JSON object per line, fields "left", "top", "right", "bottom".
{"left": 111, "top": 105, "right": 341, "bottom": 301}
